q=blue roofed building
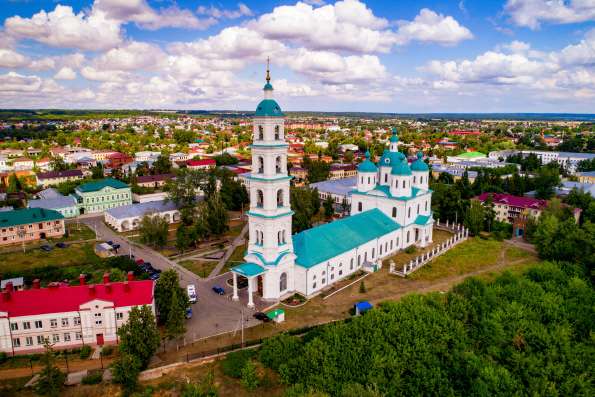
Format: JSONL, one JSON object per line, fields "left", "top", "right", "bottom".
{"left": 229, "top": 64, "right": 434, "bottom": 306}
{"left": 104, "top": 200, "right": 180, "bottom": 232}
{"left": 28, "top": 188, "right": 79, "bottom": 218}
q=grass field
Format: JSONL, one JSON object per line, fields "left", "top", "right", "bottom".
{"left": 0, "top": 224, "right": 95, "bottom": 255}
{"left": 223, "top": 242, "right": 247, "bottom": 273}
{"left": 0, "top": 242, "right": 99, "bottom": 274}
{"left": 179, "top": 259, "right": 219, "bottom": 278}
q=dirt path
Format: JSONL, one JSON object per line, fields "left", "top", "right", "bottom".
{"left": 0, "top": 356, "right": 114, "bottom": 381}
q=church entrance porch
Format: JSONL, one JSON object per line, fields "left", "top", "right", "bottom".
{"left": 231, "top": 262, "right": 267, "bottom": 308}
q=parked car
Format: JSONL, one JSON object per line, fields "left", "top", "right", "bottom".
{"left": 253, "top": 312, "right": 271, "bottom": 322}
{"left": 112, "top": 243, "right": 121, "bottom": 250}
{"left": 40, "top": 245, "right": 52, "bottom": 252}
{"left": 187, "top": 284, "right": 197, "bottom": 304}
{"left": 149, "top": 273, "right": 160, "bottom": 281}
{"left": 106, "top": 240, "right": 114, "bottom": 246}
{"left": 212, "top": 285, "right": 225, "bottom": 295}
{"left": 135, "top": 259, "right": 144, "bottom": 265}
{"left": 185, "top": 307, "right": 193, "bottom": 319}
{"left": 55, "top": 242, "right": 67, "bottom": 249}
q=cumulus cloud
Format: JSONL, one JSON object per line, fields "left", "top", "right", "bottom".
{"left": 504, "top": 0, "right": 595, "bottom": 29}
{"left": 93, "top": 41, "right": 166, "bottom": 71}
{"left": 4, "top": 5, "right": 122, "bottom": 51}
{"left": 554, "top": 28, "right": 595, "bottom": 66}
{"left": 0, "top": 48, "right": 29, "bottom": 68}
{"left": 54, "top": 67, "right": 77, "bottom": 80}
{"left": 394, "top": 8, "right": 473, "bottom": 46}
{"left": 0, "top": 71, "right": 42, "bottom": 92}
{"left": 80, "top": 66, "right": 129, "bottom": 82}
{"left": 196, "top": 3, "right": 253, "bottom": 19}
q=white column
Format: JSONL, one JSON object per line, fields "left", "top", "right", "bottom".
{"left": 232, "top": 272, "right": 239, "bottom": 301}
{"left": 247, "top": 277, "right": 254, "bottom": 308}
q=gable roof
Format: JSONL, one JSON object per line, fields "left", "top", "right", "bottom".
{"left": 293, "top": 209, "right": 400, "bottom": 268}
{"left": 0, "top": 207, "right": 64, "bottom": 228}
{"left": 0, "top": 280, "right": 154, "bottom": 317}
{"left": 76, "top": 178, "right": 129, "bottom": 193}
{"left": 36, "top": 169, "right": 83, "bottom": 180}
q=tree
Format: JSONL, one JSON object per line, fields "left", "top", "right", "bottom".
{"left": 90, "top": 163, "right": 104, "bottom": 179}
{"left": 153, "top": 154, "right": 172, "bottom": 175}
{"left": 323, "top": 196, "right": 334, "bottom": 218}
{"left": 117, "top": 305, "right": 160, "bottom": 369}
{"left": 205, "top": 192, "right": 229, "bottom": 235}
{"left": 219, "top": 171, "right": 249, "bottom": 211}
{"left": 6, "top": 173, "right": 22, "bottom": 193}
{"left": 343, "top": 150, "right": 354, "bottom": 163}
{"left": 166, "top": 287, "right": 186, "bottom": 339}
{"left": 173, "top": 129, "right": 195, "bottom": 144}
{"left": 138, "top": 213, "right": 169, "bottom": 248}
{"left": 35, "top": 339, "right": 65, "bottom": 397}
{"left": 534, "top": 165, "right": 561, "bottom": 199}
{"left": 154, "top": 269, "right": 189, "bottom": 328}
{"left": 176, "top": 223, "right": 197, "bottom": 252}
{"left": 50, "top": 157, "right": 70, "bottom": 172}
{"left": 214, "top": 152, "right": 239, "bottom": 166}
{"left": 181, "top": 370, "right": 218, "bottom": 397}
{"left": 464, "top": 200, "right": 485, "bottom": 236}
{"left": 241, "top": 360, "right": 259, "bottom": 391}
{"left": 112, "top": 353, "right": 141, "bottom": 396}
{"left": 167, "top": 168, "right": 209, "bottom": 209}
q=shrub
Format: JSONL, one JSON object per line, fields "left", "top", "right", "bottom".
{"left": 0, "top": 352, "right": 7, "bottom": 365}
{"left": 241, "top": 360, "right": 259, "bottom": 391}
{"left": 101, "top": 345, "right": 114, "bottom": 356}
{"left": 259, "top": 334, "right": 302, "bottom": 371}
{"left": 404, "top": 245, "right": 416, "bottom": 254}
{"left": 359, "top": 281, "right": 367, "bottom": 293}
{"left": 221, "top": 350, "right": 255, "bottom": 378}
{"left": 81, "top": 371, "right": 103, "bottom": 385}
{"left": 79, "top": 345, "right": 92, "bottom": 359}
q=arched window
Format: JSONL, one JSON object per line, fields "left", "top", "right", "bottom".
{"left": 392, "top": 207, "right": 397, "bottom": 218}
{"left": 350, "top": 258, "right": 354, "bottom": 270}
{"left": 279, "top": 273, "right": 287, "bottom": 292}
{"left": 384, "top": 174, "right": 387, "bottom": 183}
{"left": 425, "top": 201, "right": 428, "bottom": 211}
{"left": 364, "top": 252, "right": 368, "bottom": 262}
{"left": 408, "top": 207, "right": 411, "bottom": 218}
{"left": 274, "top": 125, "right": 280, "bottom": 140}
{"left": 257, "top": 190, "right": 264, "bottom": 208}
{"left": 413, "top": 176, "right": 416, "bottom": 183}
{"left": 368, "top": 176, "right": 370, "bottom": 184}
{"left": 357, "top": 255, "right": 361, "bottom": 266}
{"left": 417, "top": 204, "right": 420, "bottom": 214}
{"left": 420, "top": 176, "right": 423, "bottom": 184}
{"left": 276, "top": 156, "right": 282, "bottom": 173}
{"left": 258, "top": 157, "right": 264, "bottom": 174}
{"left": 379, "top": 245, "right": 383, "bottom": 255}
{"left": 372, "top": 248, "right": 375, "bottom": 258}
{"left": 277, "top": 189, "right": 284, "bottom": 207}
{"left": 390, "top": 240, "right": 393, "bottom": 250}
{"left": 407, "top": 231, "right": 410, "bottom": 243}
{"left": 402, "top": 180, "right": 406, "bottom": 188}
{"left": 282, "top": 230, "right": 286, "bottom": 244}
{"left": 258, "top": 125, "right": 264, "bottom": 140}
{"left": 358, "top": 202, "right": 362, "bottom": 212}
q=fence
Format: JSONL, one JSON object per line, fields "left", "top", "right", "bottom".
{"left": 389, "top": 221, "right": 469, "bottom": 277}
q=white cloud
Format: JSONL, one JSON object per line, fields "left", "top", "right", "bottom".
{"left": 554, "top": 28, "right": 595, "bottom": 66}
{"left": 93, "top": 41, "right": 166, "bottom": 71}
{"left": 80, "top": 66, "right": 129, "bottom": 82}
{"left": 4, "top": 5, "right": 122, "bottom": 51}
{"left": 54, "top": 67, "right": 77, "bottom": 80}
{"left": 504, "top": 0, "right": 595, "bottom": 29}
{"left": 394, "top": 8, "right": 473, "bottom": 46}
{"left": 0, "top": 71, "right": 42, "bottom": 92}
{"left": 0, "top": 48, "right": 29, "bottom": 68}
{"left": 197, "top": 3, "right": 253, "bottom": 19}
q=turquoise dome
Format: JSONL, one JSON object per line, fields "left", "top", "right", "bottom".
{"left": 379, "top": 149, "right": 405, "bottom": 167}
{"left": 390, "top": 127, "right": 399, "bottom": 143}
{"left": 357, "top": 151, "right": 377, "bottom": 173}
{"left": 263, "top": 82, "right": 273, "bottom": 91}
{"left": 255, "top": 99, "right": 284, "bottom": 117}
{"left": 391, "top": 159, "right": 412, "bottom": 176}
{"left": 411, "top": 152, "right": 429, "bottom": 172}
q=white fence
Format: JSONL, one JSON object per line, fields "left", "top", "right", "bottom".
{"left": 389, "top": 222, "right": 469, "bottom": 277}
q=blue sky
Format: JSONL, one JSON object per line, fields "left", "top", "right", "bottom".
{"left": 0, "top": 0, "right": 593, "bottom": 112}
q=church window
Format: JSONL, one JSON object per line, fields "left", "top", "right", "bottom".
{"left": 312, "top": 282, "right": 316, "bottom": 289}
{"left": 257, "top": 190, "right": 264, "bottom": 208}
{"left": 277, "top": 189, "right": 284, "bottom": 207}
{"left": 372, "top": 248, "right": 375, "bottom": 258}
{"left": 379, "top": 245, "right": 383, "bottom": 255}
{"left": 279, "top": 273, "right": 287, "bottom": 292}
{"left": 258, "top": 157, "right": 264, "bottom": 174}
{"left": 357, "top": 255, "right": 361, "bottom": 266}
{"left": 358, "top": 202, "right": 362, "bottom": 212}
{"left": 420, "top": 176, "right": 423, "bottom": 184}
{"left": 339, "top": 269, "right": 343, "bottom": 276}
{"left": 385, "top": 174, "right": 387, "bottom": 183}
{"left": 417, "top": 204, "right": 420, "bottom": 214}
{"left": 407, "top": 231, "right": 410, "bottom": 243}
{"left": 408, "top": 207, "right": 411, "bottom": 218}
{"left": 425, "top": 201, "right": 428, "bottom": 211}
{"left": 331, "top": 274, "right": 334, "bottom": 280}
{"left": 258, "top": 126, "right": 264, "bottom": 140}
{"left": 402, "top": 180, "right": 405, "bottom": 188}
{"left": 364, "top": 252, "right": 368, "bottom": 262}
{"left": 392, "top": 207, "right": 396, "bottom": 218}
{"left": 276, "top": 156, "right": 282, "bottom": 173}
{"left": 350, "top": 258, "right": 354, "bottom": 270}
{"left": 322, "top": 271, "right": 325, "bottom": 275}
{"left": 413, "top": 176, "right": 416, "bottom": 183}
{"left": 274, "top": 125, "right": 280, "bottom": 140}
{"left": 368, "top": 177, "right": 370, "bottom": 184}
{"left": 322, "top": 278, "right": 326, "bottom": 284}
{"left": 385, "top": 242, "right": 388, "bottom": 252}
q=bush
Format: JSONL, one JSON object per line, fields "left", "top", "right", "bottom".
{"left": 259, "top": 334, "right": 303, "bottom": 371}
{"left": 404, "top": 245, "right": 416, "bottom": 254}
{"left": 81, "top": 371, "right": 103, "bottom": 385}
{"left": 0, "top": 352, "right": 7, "bottom": 365}
{"left": 241, "top": 360, "right": 259, "bottom": 391}
{"left": 101, "top": 345, "right": 114, "bottom": 356}
{"left": 79, "top": 345, "right": 92, "bottom": 359}
{"left": 221, "top": 350, "right": 255, "bottom": 378}
{"left": 359, "top": 281, "right": 366, "bottom": 293}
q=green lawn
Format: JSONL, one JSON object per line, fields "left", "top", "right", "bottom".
{"left": 178, "top": 259, "right": 218, "bottom": 278}
{"left": 0, "top": 242, "right": 100, "bottom": 274}
{"left": 223, "top": 243, "right": 247, "bottom": 273}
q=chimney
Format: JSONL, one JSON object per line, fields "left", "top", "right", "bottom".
{"left": 103, "top": 273, "right": 110, "bottom": 284}
{"left": 79, "top": 274, "right": 86, "bottom": 286}
{"left": 105, "top": 283, "right": 112, "bottom": 293}
{"left": 48, "top": 282, "right": 58, "bottom": 289}
{"left": 127, "top": 271, "right": 134, "bottom": 282}
{"left": 124, "top": 281, "right": 130, "bottom": 292}
{"left": 1, "top": 291, "right": 10, "bottom": 301}
{"left": 5, "top": 282, "right": 13, "bottom": 293}
{"left": 32, "top": 279, "right": 40, "bottom": 289}
{"left": 88, "top": 284, "right": 95, "bottom": 295}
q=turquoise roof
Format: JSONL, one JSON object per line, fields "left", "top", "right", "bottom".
{"left": 391, "top": 159, "right": 412, "bottom": 176}
{"left": 232, "top": 262, "right": 266, "bottom": 277}
{"left": 411, "top": 152, "right": 429, "bottom": 172}
{"left": 76, "top": 178, "right": 129, "bottom": 193}
{"left": 263, "top": 82, "right": 273, "bottom": 91}
{"left": 379, "top": 149, "right": 406, "bottom": 167}
{"left": 353, "top": 186, "right": 429, "bottom": 201}
{"left": 390, "top": 127, "right": 399, "bottom": 143}
{"left": 357, "top": 151, "right": 377, "bottom": 173}
{"left": 0, "top": 207, "right": 64, "bottom": 228}
{"left": 255, "top": 99, "right": 284, "bottom": 117}
{"left": 414, "top": 214, "right": 433, "bottom": 226}
{"left": 293, "top": 209, "right": 400, "bottom": 268}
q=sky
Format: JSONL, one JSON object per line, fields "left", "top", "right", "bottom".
{"left": 0, "top": 0, "right": 593, "bottom": 113}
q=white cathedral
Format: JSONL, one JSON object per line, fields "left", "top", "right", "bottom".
{"left": 231, "top": 66, "right": 434, "bottom": 307}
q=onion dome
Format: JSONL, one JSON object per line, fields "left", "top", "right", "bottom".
{"left": 389, "top": 127, "right": 399, "bottom": 143}
{"left": 380, "top": 149, "right": 406, "bottom": 166}
{"left": 411, "top": 152, "right": 429, "bottom": 172}
{"left": 255, "top": 99, "right": 283, "bottom": 117}
{"left": 391, "top": 158, "right": 412, "bottom": 176}
{"left": 357, "top": 150, "right": 377, "bottom": 173}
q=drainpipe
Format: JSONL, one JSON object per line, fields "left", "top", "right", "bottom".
{"left": 78, "top": 311, "right": 85, "bottom": 347}
{"left": 7, "top": 316, "right": 15, "bottom": 357}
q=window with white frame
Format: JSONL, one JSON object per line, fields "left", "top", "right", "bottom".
{"left": 12, "top": 338, "right": 20, "bottom": 348}
{"left": 37, "top": 336, "right": 45, "bottom": 345}
{"left": 64, "top": 333, "right": 71, "bottom": 342}
{"left": 74, "top": 317, "right": 81, "bottom": 326}
{"left": 94, "top": 313, "right": 102, "bottom": 325}
{"left": 23, "top": 321, "right": 30, "bottom": 330}
{"left": 35, "top": 320, "right": 43, "bottom": 329}
{"left": 116, "top": 312, "right": 124, "bottom": 320}
{"left": 25, "top": 337, "right": 33, "bottom": 346}
{"left": 75, "top": 332, "right": 82, "bottom": 340}
{"left": 50, "top": 319, "right": 57, "bottom": 328}
{"left": 52, "top": 334, "right": 59, "bottom": 343}
{"left": 10, "top": 322, "right": 17, "bottom": 331}
{"left": 61, "top": 318, "right": 69, "bottom": 327}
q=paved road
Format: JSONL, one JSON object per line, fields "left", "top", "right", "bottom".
{"left": 71, "top": 216, "right": 261, "bottom": 343}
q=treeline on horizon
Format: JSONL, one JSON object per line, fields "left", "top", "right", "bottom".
{"left": 258, "top": 261, "right": 594, "bottom": 396}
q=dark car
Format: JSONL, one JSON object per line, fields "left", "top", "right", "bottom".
{"left": 212, "top": 285, "right": 225, "bottom": 295}
{"left": 40, "top": 245, "right": 52, "bottom": 252}
{"left": 55, "top": 242, "right": 67, "bottom": 249}
{"left": 112, "top": 243, "right": 121, "bottom": 250}
{"left": 253, "top": 312, "right": 271, "bottom": 322}
{"left": 106, "top": 240, "right": 114, "bottom": 246}
{"left": 149, "top": 273, "right": 160, "bottom": 281}
{"left": 185, "top": 308, "right": 193, "bottom": 319}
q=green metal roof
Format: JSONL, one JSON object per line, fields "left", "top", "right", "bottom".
{"left": 76, "top": 178, "right": 129, "bottom": 193}
{"left": 231, "top": 262, "right": 266, "bottom": 277}
{"left": 263, "top": 82, "right": 273, "bottom": 91}
{"left": 379, "top": 149, "right": 406, "bottom": 167}
{"left": 390, "top": 127, "right": 399, "bottom": 143}
{"left": 266, "top": 309, "right": 284, "bottom": 320}
{"left": 255, "top": 99, "right": 284, "bottom": 117}
{"left": 391, "top": 159, "right": 412, "bottom": 176}
{"left": 456, "top": 151, "right": 486, "bottom": 159}
{"left": 357, "top": 150, "right": 377, "bottom": 173}
{"left": 0, "top": 207, "right": 64, "bottom": 228}
{"left": 293, "top": 208, "right": 400, "bottom": 268}
{"left": 411, "top": 152, "right": 429, "bottom": 172}
{"left": 414, "top": 214, "right": 433, "bottom": 226}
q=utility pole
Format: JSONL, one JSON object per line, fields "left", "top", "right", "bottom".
{"left": 241, "top": 309, "right": 244, "bottom": 348}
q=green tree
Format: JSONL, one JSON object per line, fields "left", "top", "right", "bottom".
{"left": 241, "top": 360, "right": 259, "bottom": 391}
{"left": 181, "top": 370, "right": 218, "bottom": 397}
{"left": 176, "top": 223, "right": 197, "bottom": 252}
{"left": 323, "top": 196, "right": 334, "bottom": 218}
{"left": 464, "top": 199, "right": 485, "bottom": 236}
{"left": 138, "top": 213, "right": 169, "bottom": 248}
{"left": 112, "top": 352, "right": 141, "bottom": 396}
{"left": 166, "top": 287, "right": 186, "bottom": 339}
{"left": 153, "top": 154, "right": 172, "bottom": 175}
{"left": 534, "top": 165, "right": 561, "bottom": 199}
{"left": 90, "top": 163, "right": 104, "bottom": 179}
{"left": 35, "top": 339, "right": 65, "bottom": 397}
{"left": 49, "top": 157, "right": 70, "bottom": 172}
{"left": 117, "top": 305, "right": 160, "bottom": 368}
{"left": 205, "top": 192, "right": 229, "bottom": 235}
{"left": 6, "top": 173, "right": 22, "bottom": 193}
{"left": 154, "top": 269, "right": 189, "bottom": 328}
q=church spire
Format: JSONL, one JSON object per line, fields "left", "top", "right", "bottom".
{"left": 266, "top": 57, "right": 271, "bottom": 83}
{"left": 263, "top": 57, "right": 273, "bottom": 93}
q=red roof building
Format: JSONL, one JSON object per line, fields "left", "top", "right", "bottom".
{"left": 0, "top": 275, "right": 154, "bottom": 354}
{"left": 449, "top": 130, "right": 481, "bottom": 136}
{"left": 187, "top": 158, "right": 216, "bottom": 170}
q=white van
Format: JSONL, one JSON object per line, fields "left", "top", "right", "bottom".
{"left": 187, "top": 284, "right": 197, "bottom": 304}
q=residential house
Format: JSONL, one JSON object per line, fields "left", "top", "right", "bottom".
{"left": 0, "top": 208, "right": 65, "bottom": 246}
{"left": 104, "top": 200, "right": 180, "bottom": 232}
{"left": 136, "top": 174, "right": 175, "bottom": 189}
{"left": 36, "top": 169, "right": 83, "bottom": 188}
{"left": 73, "top": 179, "right": 132, "bottom": 214}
